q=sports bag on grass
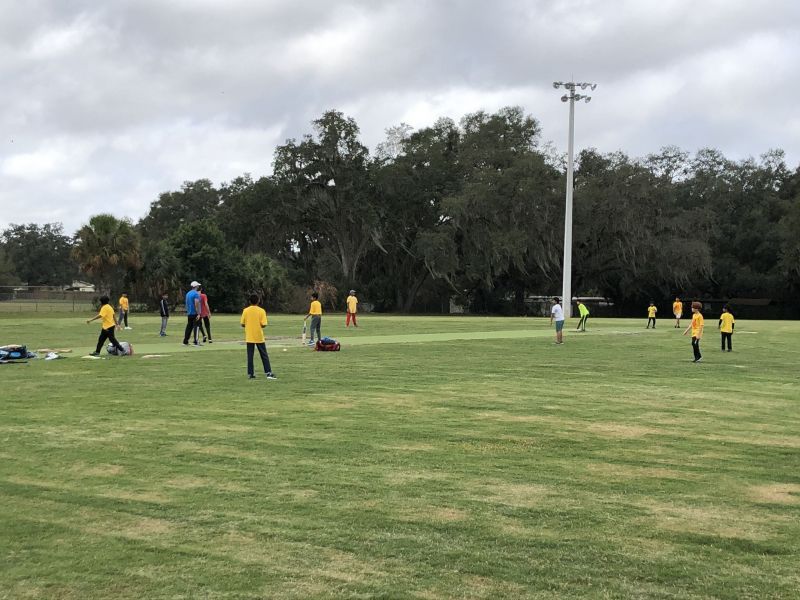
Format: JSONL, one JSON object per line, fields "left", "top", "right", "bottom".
{"left": 107, "top": 341, "right": 134, "bottom": 356}
{"left": 0, "top": 344, "right": 34, "bottom": 360}
{"left": 315, "top": 337, "right": 340, "bottom": 351}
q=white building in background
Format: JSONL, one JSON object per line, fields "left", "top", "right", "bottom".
{"left": 66, "top": 280, "right": 96, "bottom": 292}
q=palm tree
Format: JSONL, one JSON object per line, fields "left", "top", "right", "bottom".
{"left": 72, "top": 214, "right": 141, "bottom": 294}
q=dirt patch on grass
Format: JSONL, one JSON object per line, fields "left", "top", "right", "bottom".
{"left": 277, "top": 487, "right": 319, "bottom": 501}
{"left": 380, "top": 442, "right": 437, "bottom": 452}
{"left": 173, "top": 441, "right": 264, "bottom": 460}
{"left": 81, "top": 511, "right": 174, "bottom": 539}
{"left": 207, "top": 423, "right": 255, "bottom": 433}
{"left": 165, "top": 475, "right": 208, "bottom": 489}
{"left": 587, "top": 462, "right": 691, "bottom": 480}
{"left": 479, "top": 482, "right": 552, "bottom": 508}
{"left": 99, "top": 489, "right": 171, "bottom": 504}
{"left": 122, "top": 516, "right": 173, "bottom": 537}
{"left": 416, "top": 575, "right": 527, "bottom": 599}
{"left": 72, "top": 462, "right": 125, "bottom": 477}
{"left": 477, "top": 412, "right": 563, "bottom": 425}
{"left": 704, "top": 434, "right": 800, "bottom": 449}
{"left": 398, "top": 505, "right": 469, "bottom": 523}
{"left": 749, "top": 483, "right": 800, "bottom": 505}
{"left": 639, "top": 500, "right": 776, "bottom": 540}
{"left": 587, "top": 422, "right": 662, "bottom": 438}
{"left": 384, "top": 469, "right": 448, "bottom": 485}
{"left": 309, "top": 401, "right": 356, "bottom": 411}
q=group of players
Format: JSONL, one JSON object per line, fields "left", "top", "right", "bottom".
{"left": 88, "top": 287, "right": 732, "bottom": 372}
{"left": 550, "top": 296, "right": 735, "bottom": 363}
{"left": 85, "top": 284, "right": 361, "bottom": 379}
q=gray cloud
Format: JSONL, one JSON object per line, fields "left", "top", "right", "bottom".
{"left": 1, "top": 0, "right": 799, "bottom": 233}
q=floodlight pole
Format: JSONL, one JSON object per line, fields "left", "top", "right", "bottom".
{"left": 563, "top": 92, "right": 575, "bottom": 319}
{"left": 553, "top": 81, "right": 596, "bottom": 319}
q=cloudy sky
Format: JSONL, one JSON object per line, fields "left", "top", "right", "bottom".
{"left": 2, "top": 0, "right": 799, "bottom": 234}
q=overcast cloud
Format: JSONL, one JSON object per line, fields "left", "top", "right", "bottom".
{"left": 2, "top": 0, "right": 799, "bottom": 233}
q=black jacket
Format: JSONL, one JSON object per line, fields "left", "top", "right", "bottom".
{"left": 159, "top": 298, "right": 169, "bottom": 317}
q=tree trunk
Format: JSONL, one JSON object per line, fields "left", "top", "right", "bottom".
{"left": 402, "top": 270, "right": 429, "bottom": 313}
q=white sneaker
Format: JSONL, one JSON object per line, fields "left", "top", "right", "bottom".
{"left": 124, "top": 326, "right": 132, "bottom": 330}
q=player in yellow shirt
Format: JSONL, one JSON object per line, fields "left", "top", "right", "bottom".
{"left": 87, "top": 295, "right": 126, "bottom": 356}
{"left": 118, "top": 293, "right": 131, "bottom": 329}
{"left": 683, "top": 301, "right": 705, "bottom": 362}
{"left": 646, "top": 301, "right": 657, "bottom": 329}
{"left": 345, "top": 289, "right": 358, "bottom": 327}
{"left": 304, "top": 292, "right": 323, "bottom": 346}
{"left": 240, "top": 294, "right": 276, "bottom": 379}
{"left": 719, "top": 305, "right": 735, "bottom": 352}
{"left": 672, "top": 297, "right": 683, "bottom": 328}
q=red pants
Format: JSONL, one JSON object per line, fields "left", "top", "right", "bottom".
{"left": 346, "top": 312, "right": 358, "bottom": 327}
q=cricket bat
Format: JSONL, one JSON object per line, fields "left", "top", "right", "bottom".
{"left": 302, "top": 322, "right": 307, "bottom": 345}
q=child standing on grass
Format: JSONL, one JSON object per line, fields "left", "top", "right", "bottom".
{"left": 240, "top": 293, "right": 276, "bottom": 380}
{"left": 118, "top": 292, "right": 131, "bottom": 329}
{"left": 647, "top": 301, "right": 657, "bottom": 328}
{"left": 345, "top": 289, "right": 359, "bottom": 327}
{"left": 683, "top": 301, "right": 704, "bottom": 362}
{"left": 719, "top": 305, "right": 735, "bottom": 352}
{"left": 673, "top": 297, "right": 683, "bottom": 328}
{"left": 550, "top": 297, "right": 565, "bottom": 344}
{"left": 159, "top": 292, "right": 169, "bottom": 336}
{"left": 87, "top": 295, "right": 126, "bottom": 356}
{"left": 304, "top": 292, "right": 322, "bottom": 346}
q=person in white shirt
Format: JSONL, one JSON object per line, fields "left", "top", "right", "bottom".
{"left": 550, "top": 297, "right": 565, "bottom": 344}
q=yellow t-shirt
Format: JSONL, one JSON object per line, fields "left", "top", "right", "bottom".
{"left": 673, "top": 301, "right": 682, "bottom": 315}
{"left": 691, "top": 313, "right": 704, "bottom": 338}
{"left": 719, "top": 312, "right": 735, "bottom": 334}
{"left": 648, "top": 306, "right": 657, "bottom": 318}
{"left": 119, "top": 296, "right": 129, "bottom": 311}
{"left": 309, "top": 300, "right": 322, "bottom": 316}
{"left": 346, "top": 295, "right": 357, "bottom": 313}
{"left": 240, "top": 305, "right": 267, "bottom": 343}
{"left": 99, "top": 304, "right": 116, "bottom": 329}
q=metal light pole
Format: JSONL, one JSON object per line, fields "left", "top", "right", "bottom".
{"left": 553, "top": 81, "right": 596, "bottom": 318}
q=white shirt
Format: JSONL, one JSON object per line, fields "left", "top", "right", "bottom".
{"left": 551, "top": 303, "right": 564, "bottom": 321}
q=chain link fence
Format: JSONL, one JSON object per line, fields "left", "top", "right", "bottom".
{"left": 0, "top": 286, "right": 97, "bottom": 313}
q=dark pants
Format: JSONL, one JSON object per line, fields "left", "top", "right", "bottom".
{"left": 118, "top": 309, "right": 128, "bottom": 327}
{"left": 647, "top": 317, "right": 656, "bottom": 328}
{"left": 577, "top": 315, "right": 588, "bottom": 331}
{"left": 96, "top": 326, "right": 124, "bottom": 354}
{"left": 195, "top": 316, "right": 211, "bottom": 341}
{"left": 692, "top": 336, "right": 702, "bottom": 361}
{"left": 310, "top": 315, "right": 321, "bottom": 342}
{"left": 183, "top": 316, "right": 199, "bottom": 344}
{"left": 721, "top": 332, "right": 732, "bottom": 351}
{"left": 247, "top": 342, "right": 272, "bottom": 376}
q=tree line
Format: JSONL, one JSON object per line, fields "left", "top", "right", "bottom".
{"left": 2, "top": 106, "right": 799, "bottom": 315}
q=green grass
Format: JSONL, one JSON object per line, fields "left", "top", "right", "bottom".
{"left": 1, "top": 313, "right": 799, "bottom": 599}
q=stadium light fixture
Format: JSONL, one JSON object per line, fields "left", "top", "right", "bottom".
{"left": 554, "top": 80, "right": 597, "bottom": 318}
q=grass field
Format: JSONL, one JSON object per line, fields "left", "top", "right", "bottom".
{"left": 1, "top": 313, "right": 799, "bottom": 599}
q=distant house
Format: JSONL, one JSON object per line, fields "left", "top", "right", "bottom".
{"left": 66, "top": 280, "right": 96, "bottom": 293}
